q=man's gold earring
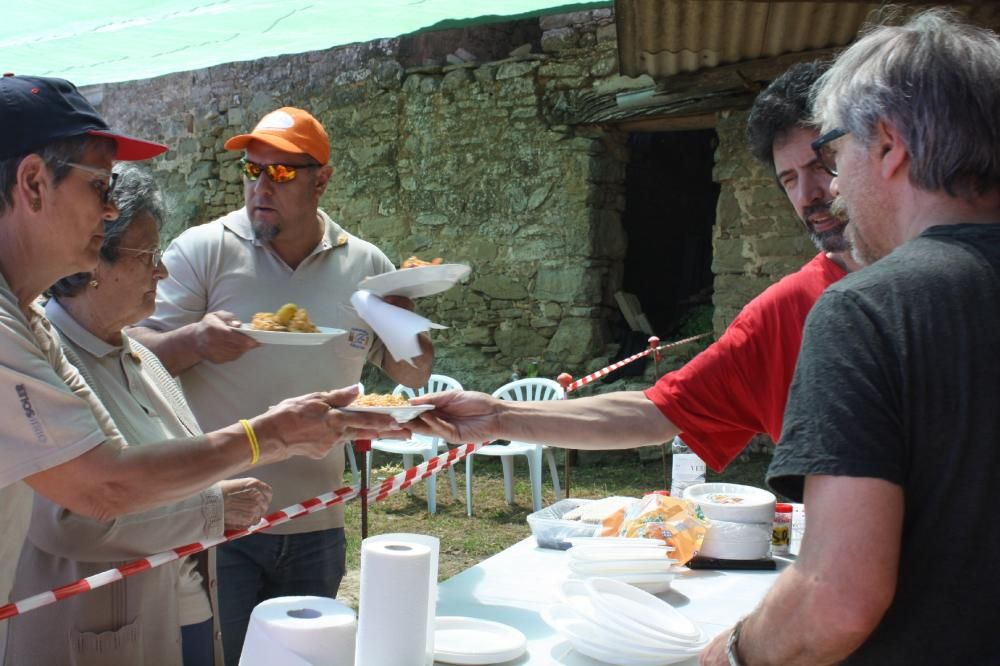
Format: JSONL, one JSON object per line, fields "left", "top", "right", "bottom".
{"left": 30, "top": 199, "right": 41, "bottom": 212}
{"left": 89, "top": 280, "right": 99, "bottom": 289}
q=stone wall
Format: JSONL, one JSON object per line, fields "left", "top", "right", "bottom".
{"left": 94, "top": 10, "right": 626, "bottom": 392}
{"left": 710, "top": 110, "right": 814, "bottom": 334}
{"left": 92, "top": 7, "right": 810, "bottom": 394}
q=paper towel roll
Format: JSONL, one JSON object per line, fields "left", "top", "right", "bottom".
{"left": 366, "top": 533, "right": 440, "bottom": 665}
{"left": 699, "top": 520, "right": 772, "bottom": 560}
{"left": 239, "top": 595, "right": 356, "bottom": 666}
{"left": 356, "top": 536, "right": 434, "bottom": 666}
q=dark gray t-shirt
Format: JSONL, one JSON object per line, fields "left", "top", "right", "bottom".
{"left": 769, "top": 223, "right": 1000, "bottom": 665}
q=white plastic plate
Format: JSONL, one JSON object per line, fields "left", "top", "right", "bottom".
{"left": 569, "top": 571, "right": 676, "bottom": 595}
{"left": 340, "top": 403, "right": 435, "bottom": 423}
{"left": 543, "top": 606, "right": 701, "bottom": 665}
{"left": 560, "top": 580, "right": 701, "bottom": 652}
{"left": 564, "top": 633, "right": 697, "bottom": 666}
{"left": 433, "top": 616, "right": 527, "bottom": 665}
{"left": 584, "top": 578, "right": 704, "bottom": 644}
{"left": 358, "top": 264, "right": 471, "bottom": 299}
{"left": 564, "top": 536, "right": 668, "bottom": 548}
{"left": 236, "top": 324, "right": 345, "bottom": 346}
{"left": 569, "top": 558, "right": 677, "bottom": 577}
{"left": 569, "top": 546, "right": 675, "bottom": 562}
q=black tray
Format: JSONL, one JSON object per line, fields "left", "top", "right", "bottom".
{"left": 688, "top": 555, "right": 776, "bottom": 570}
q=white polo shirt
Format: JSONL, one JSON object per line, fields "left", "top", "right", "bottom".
{"left": 140, "top": 208, "right": 394, "bottom": 534}
{"left": 44, "top": 298, "right": 214, "bottom": 626}
{"left": 0, "top": 273, "right": 123, "bottom": 602}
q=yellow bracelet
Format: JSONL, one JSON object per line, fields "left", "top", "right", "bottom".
{"left": 239, "top": 419, "right": 261, "bottom": 465}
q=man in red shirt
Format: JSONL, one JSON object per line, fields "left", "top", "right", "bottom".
{"left": 411, "top": 62, "right": 859, "bottom": 468}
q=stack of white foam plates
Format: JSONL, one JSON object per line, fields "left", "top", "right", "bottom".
{"left": 565, "top": 536, "right": 678, "bottom": 594}
{"left": 698, "top": 519, "right": 773, "bottom": 560}
{"left": 683, "top": 483, "right": 776, "bottom": 560}
{"left": 682, "top": 483, "right": 776, "bottom": 523}
{"left": 542, "top": 578, "right": 707, "bottom": 665}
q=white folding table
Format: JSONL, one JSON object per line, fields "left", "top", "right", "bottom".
{"left": 434, "top": 536, "right": 790, "bottom": 665}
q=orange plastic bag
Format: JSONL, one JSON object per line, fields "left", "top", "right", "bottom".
{"left": 599, "top": 493, "right": 709, "bottom": 565}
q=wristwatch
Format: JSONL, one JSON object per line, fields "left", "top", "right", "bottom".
{"left": 726, "top": 616, "right": 747, "bottom": 666}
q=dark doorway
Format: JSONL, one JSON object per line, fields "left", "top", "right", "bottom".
{"left": 621, "top": 130, "right": 719, "bottom": 338}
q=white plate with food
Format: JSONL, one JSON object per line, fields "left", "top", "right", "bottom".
{"left": 237, "top": 324, "right": 345, "bottom": 345}
{"left": 358, "top": 264, "right": 471, "bottom": 299}
{"left": 433, "top": 616, "right": 527, "bottom": 665}
{"left": 341, "top": 395, "right": 435, "bottom": 423}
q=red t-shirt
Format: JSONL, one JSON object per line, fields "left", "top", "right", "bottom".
{"left": 644, "top": 253, "right": 847, "bottom": 472}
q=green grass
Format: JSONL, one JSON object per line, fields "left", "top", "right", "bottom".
{"left": 337, "top": 448, "right": 773, "bottom": 608}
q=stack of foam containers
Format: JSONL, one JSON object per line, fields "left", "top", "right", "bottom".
{"left": 683, "top": 483, "right": 777, "bottom": 560}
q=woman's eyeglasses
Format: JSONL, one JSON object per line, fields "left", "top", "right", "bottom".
{"left": 239, "top": 158, "right": 319, "bottom": 184}
{"left": 117, "top": 247, "right": 164, "bottom": 268}
{"left": 811, "top": 128, "right": 849, "bottom": 177}
{"left": 59, "top": 161, "right": 118, "bottom": 204}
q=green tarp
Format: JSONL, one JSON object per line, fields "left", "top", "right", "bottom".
{"left": 3, "top": 1, "right": 610, "bottom": 86}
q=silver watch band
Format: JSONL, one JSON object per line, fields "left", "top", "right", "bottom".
{"left": 726, "top": 616, "right": 747, "bottom": 666}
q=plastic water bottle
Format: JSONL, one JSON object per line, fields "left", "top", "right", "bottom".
{"left": 670, "top": 435, "right": 706, "bottom": 498}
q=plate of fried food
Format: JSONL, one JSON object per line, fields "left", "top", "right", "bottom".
{"left": 357, "top": 256, "right": 471, "bottom": 299}
{"left": 237, "top": 303, "right": 345, "bottom": 345}
{"left": 341, "top": 393, "right": 435, "bottom": 423}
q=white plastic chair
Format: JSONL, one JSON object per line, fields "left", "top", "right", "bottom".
{"left": 345, "top": 442, "right": 360, "bottom": 482}
{"left": 366, "top": 374, "right": 462, "bottom": 513}
{"left": 466, "top": 378, "right": 564, "bottom": 516}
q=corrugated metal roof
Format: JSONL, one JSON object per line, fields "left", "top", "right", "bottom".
{"left": 615, "top": 1, "right": 1000, "bottom": 78}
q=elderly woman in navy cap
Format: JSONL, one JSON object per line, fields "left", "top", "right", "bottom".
{"left": 2, "top": 164, "right": 257, "bottom": 665}
{"left": 0, "top": 74, "right": 401, "bottom": 653}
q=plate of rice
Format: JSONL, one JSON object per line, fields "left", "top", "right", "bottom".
{"left": 341, "top": 394, "right": 435, "bottom": 422}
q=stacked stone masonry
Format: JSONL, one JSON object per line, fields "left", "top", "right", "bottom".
{"left": 94, "top": 8, "right": 811, "bottom": 406}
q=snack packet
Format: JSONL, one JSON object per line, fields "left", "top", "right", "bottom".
{"left": 599, "top": 492, "right": 709, "bottom": 565}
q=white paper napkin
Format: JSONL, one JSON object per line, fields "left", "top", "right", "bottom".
{"left": 350, "top": 290, "right": 446, "bottom": 365}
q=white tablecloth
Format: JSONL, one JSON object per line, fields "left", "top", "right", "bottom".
{"left": 434, "top": 536, "right": 790, "bottom": 665}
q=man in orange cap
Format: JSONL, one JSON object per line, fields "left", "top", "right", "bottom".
{"left": 133, "top": 107, "right": 434, "bottom": 664}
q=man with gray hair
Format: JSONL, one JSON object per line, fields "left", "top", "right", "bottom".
{"left": 701, "top": 10, "right": 1000, "bottom": 665}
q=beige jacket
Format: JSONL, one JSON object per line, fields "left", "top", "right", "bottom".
{"left": 2, "top": 334, "right": 225, "bottom": 666}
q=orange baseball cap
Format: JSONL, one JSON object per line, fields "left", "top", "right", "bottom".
{"left": 224, "top": 107, "right": 329, "bottom": 164}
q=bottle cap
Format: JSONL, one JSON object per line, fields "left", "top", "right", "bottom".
{"left": 775, "top": 503, "right": 793, "bottom": 513}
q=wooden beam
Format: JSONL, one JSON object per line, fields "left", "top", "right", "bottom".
{"left": 650, "top": 47, "right": 843, "bottom": 96}
{"left": 557, "top": 47, "right": 838, "bottom": 126}
{"left": 613, "top": 113, "right": 717, "bottom": 132}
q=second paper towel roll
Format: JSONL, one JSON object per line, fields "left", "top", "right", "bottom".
{"left": 238, "top": 595, "right": 356, "bottom": 666}
{"left": 355, "top": 535, "right": 435, "bottom": 666}
{"left": 365, "top": 533, "right": 439, "bottom": 665}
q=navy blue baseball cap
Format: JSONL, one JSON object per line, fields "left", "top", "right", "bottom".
{"left": 0, "top": 73, "right": 167, "bottom": 161}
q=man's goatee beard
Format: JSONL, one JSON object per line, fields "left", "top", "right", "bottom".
{"left": 252, "top": 222, "right": 280, "bottom": 242}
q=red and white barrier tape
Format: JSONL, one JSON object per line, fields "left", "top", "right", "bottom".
{"left": 366, "top": 441, "right": 478, "bottom": 503}
{"left": 0, "top": 332, "right": 711, "bottom": 621}
{"left": 0, "top": 442, "right": 485, "bottom": 622}
{"left": 560, "top": 332, "right": 710, "bottom": 393}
